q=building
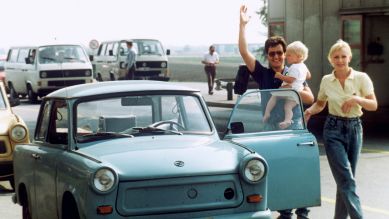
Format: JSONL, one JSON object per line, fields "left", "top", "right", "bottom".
{"left": 268, "top": 0, "right": 389, "bottom": 107}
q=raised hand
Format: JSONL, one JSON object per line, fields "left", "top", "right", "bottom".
{"left": 240, "top": 5, "right": 250, "bottom": 26}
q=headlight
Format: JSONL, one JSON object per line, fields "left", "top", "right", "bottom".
{"left": 40, "top": 71, "right": 47, "bottom": 78}
{"left": 240, "top": 156, "right": 267, "bottom": 184}
{"left": 161, "top": 62, "right": 167, "bottom": 68}
{"left": 10, "top": 125, "right": 27, "bottom": 142}
{"left": 92, "top": 167, "right": 117, "bottom": 193}
{"left": 85, "top": 70, "right": 91, "bottom": 76}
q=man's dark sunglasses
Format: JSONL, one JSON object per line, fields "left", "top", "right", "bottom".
{"left": 268, "top": 51, "right": 284, "bottom": 57}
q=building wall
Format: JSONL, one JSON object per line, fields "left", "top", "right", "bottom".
{"left": 269, "top": 0, "right": 389, "bottom": 105}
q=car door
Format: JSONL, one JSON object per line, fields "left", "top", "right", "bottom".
{"left": 223, "top": 89, "right": 320, "bottom": 211}
{"left": 32, "top": 99, "right": 68, "bottom": 218}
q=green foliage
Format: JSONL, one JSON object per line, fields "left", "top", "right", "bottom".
{"left": 256, "top": 0, "right": 268, "bottom": 27}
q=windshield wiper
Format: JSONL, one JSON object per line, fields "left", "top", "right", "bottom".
{"left": 131, "top": 126, "right": 183, "bottom": 135}
{"left": 77, "top": 132, "right": 134, "bottom": 143}
{"left": 40, "top": 57, "right": 55, "bottom": 61}
{"left": 63, "top": 57, "right": 85, "bottom": 63}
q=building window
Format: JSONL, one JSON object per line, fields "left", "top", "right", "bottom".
{"left": 341, "top": 15, "right": 363, "bottom": 70}
{"left": 269, "top": 22, "right": 285, "bottom": 38}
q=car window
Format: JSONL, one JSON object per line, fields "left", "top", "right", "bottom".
{"left": 17, "top": 49, "right": 29, "bottom": 63}
{"left": 7, "top": 49, "right": 19, "bottom": 63}
{"left": 75, "top": 95, "right": 211, "bottom": 143}
{"left": 36, "top": 101, "right": 52, "bottom": 141}
{"left": 228, "top": 90, "right": 304, "bottom": 133}
{"left": 0, "top": 88, "right": 6, "bottom": 109}
{"left": 38, "top": 45, "right": 88, "bottom": 64}
{"left": 47, "top": 101, "right": 68, "bottom": 144}
{"left": 97, "top": 43, "right": 107, "bottom": 56}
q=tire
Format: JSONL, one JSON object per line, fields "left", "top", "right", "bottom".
{"left": 110, "top": 73, "right": 115, "bottom": 81}
{"left": 22, "top": 194, "right": 32, "bottom": 219}
{"left": 96, "top": 73, "right": 103, "bottom": 82}
{"left": 62, "top": 196, "right": 80, "bottom": 219}
{"left": 27, "top": 85, "right": 38, "bottom": 104}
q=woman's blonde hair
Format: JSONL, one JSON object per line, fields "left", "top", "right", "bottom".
{"left": 327, "top": 39, "right": 352, "bottom": 63}
{"left": 286, "top": 41, "right": 309, "bottom": 62}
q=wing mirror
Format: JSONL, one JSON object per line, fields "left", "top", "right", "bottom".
{"left": 230, "top": 122, "right": 244, "bottom": 134}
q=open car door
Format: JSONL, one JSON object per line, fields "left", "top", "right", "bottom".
{"left": 223, "top": 89, "right": 321, "bottom": 211}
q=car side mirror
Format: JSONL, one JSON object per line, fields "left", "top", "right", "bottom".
{"left": 230, "top": 122, "right": 244, "bottom": 134}
{"left": 25, "top": 57, "right": 31, "bottom": 64}
{"left": 89, "top": 55, "right": 94, "bottom": 61}
{"left": 109, "top": 50, "right": 114, "bottom": 56}
{"left": 166, "top": 49, "right": 170, "bottom": 55}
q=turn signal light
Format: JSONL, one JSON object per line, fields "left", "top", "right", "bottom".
{"left": 246, "top": 194, "right": 263, "bottom": 203}
{"left": 97, "top": 205, "right": 113, "bottom": 215}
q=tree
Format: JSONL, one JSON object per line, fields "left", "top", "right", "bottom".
{"left": 256, "top": 0, "right": 268, "bottom": 27}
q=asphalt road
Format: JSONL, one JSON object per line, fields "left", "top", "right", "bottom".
{"left": 1, "top": 96, "right": 389, "bottom": 219}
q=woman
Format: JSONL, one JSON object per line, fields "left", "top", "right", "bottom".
{"left": 304, "top": 40, "right": 377, "bottom": 219}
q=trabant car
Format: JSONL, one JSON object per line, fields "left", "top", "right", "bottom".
{"left": 0, "top": 81, "right": 29, "bottom": 189}
{"left": 12, "top": 81, "right": 320, "bottom": 219}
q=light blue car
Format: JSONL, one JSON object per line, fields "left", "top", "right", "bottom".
{"left": 12, "top": 81, "right": 320, "bottom": 219}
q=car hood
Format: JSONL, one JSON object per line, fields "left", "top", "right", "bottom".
{"left": 0, "top": 112, "right": 15, "bottom": 134}
{"left": 79, "top": 136, "right": 249, "bottom": 181}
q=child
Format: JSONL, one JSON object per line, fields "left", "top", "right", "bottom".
{"left": 263, "top": 41, "right": 311, "bottom": 129}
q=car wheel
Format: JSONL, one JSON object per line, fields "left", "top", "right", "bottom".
{"left": 22, "top": 194, "right": 32, "bottom": 219}
{"left": 27, "top": 85, "right": 38, "bottom": 104}
{"left": 9, "top": 84, "right": 20, "bottom": 105}
{"left": 96, "top": 73, "right": 103, "bottom": 82}
{"left": 62, "top": 196, "right": 80, "bottom": 219}
{"left": 110, "top": 73, "right": 115, "bottom": 81}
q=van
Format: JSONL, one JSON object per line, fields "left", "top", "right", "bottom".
{"left": 5, "top": 44, "right": 94, "bottom": 103}
{"left": 92, "top": 39, "right": 170, "bottom": 81}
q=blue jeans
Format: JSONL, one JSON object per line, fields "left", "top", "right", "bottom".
{"left": 323, "top": 115, "right": 363, "bottom": 219}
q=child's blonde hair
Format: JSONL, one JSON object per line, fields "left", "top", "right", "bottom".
{"left": 327, "top": 39, "right": 352, "bottom": 63}
{"left": 286, "top": 41, "right": 309, "bottom": 62}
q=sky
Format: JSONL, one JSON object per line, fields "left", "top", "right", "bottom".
{"left": 1, "top": 0, "right": 267, "bottom": 49}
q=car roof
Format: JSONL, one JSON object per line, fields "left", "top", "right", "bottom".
{"left": 46, "top": 81, "right": 199, "bottom": 99}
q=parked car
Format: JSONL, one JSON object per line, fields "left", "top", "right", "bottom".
{"left": 92, "top": 39, "right": 170, "bottom": 81}
{"left": 5, "top": 44, "right": 94, "bottom": 103}
{"left": 0, "top": 81, "right": 29, "bottom": 189}
{"left": 12, "top": 81, "right": 320, "bottom": 219}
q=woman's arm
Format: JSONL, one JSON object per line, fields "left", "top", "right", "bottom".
{"left": 238, "top": 5, "right": 256, "bottom": 72}
{"left": 342, "top": 93, "right": 378, "bottom": 113}
{"left": 304, "top": 100, "right": 327, "bottom": 122}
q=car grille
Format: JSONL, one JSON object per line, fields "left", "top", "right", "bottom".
{"left": 0, "top": 140, "right": 7, "bottom": 153}
{"left": 135, "top": 61, "right": 166, "bottom": 68}
{"left": 48, "top": 80, "right": 85, "bottom": 86}
{"left": 40, "top": 69, "right": 90, "bottom": 78}
{"left": 116, "top": 174, "right": 243, "bottom": 216}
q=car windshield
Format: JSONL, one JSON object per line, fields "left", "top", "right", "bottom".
{"left": 76, "top": 94, "right": 212, "bottom": 143}
{"left": 38, "top": 45, "right": 88, "bottom": 64}
{"left": 134, "top": 40, "right": 164, "bottom": 56}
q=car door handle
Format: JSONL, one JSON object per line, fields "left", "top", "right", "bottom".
{"left": 31, "top": 153, "right": 41, "bottom": 160}
{"left": 297, "top": 141, "right": 315, "bottom": 147}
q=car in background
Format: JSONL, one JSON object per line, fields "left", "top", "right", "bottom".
{"left": 5, "top": 44, "right": 94, "bottom": 103}
{"left": 12, "top": 81, "right": 320, "bottom": 219}
{"left": 0, "top": 81, "right": 29, "bottom": 190}
{"left": 92, "top": 39, "right": 170, "bottom": 81}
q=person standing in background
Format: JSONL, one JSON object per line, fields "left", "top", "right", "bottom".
{"left": 305, "top": 39, "right": 378, "bottom": 219}
{"left": 126, "top": 41, "right": 136, "bottom": 80}
{"left": 202, "top": 45, "right": 219, "bottom": 95}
